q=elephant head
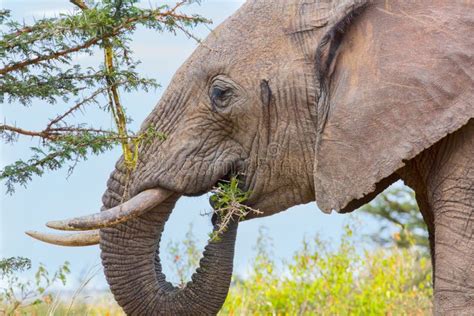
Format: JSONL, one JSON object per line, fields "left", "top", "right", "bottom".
{"left": 29, "top": 0, "right": 473, "bottom": 314}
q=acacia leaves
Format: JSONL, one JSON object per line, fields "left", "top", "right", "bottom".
{"left": 0, "top": 0, "right": 209, "bottom": 193}
{"left": 209, "top": 177, "right": 261, "bottom": 241}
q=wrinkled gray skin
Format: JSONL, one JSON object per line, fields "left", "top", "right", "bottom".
{"left": 100, "top": 0, "right": 474, "bottom": 315}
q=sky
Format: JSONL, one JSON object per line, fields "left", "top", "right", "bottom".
{"left": 1, "top": 0, "right": 386, "bottom": 290}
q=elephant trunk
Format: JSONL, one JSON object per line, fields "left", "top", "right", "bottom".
{"left": 100, "top": 190, "right": 238, "bottom": 315}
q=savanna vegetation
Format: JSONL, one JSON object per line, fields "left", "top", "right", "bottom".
{"left": 222, "top": 223, "right": 432, "bottom": 315}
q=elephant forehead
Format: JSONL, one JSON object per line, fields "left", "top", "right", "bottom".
{"left": 189, "top": 1, "right": 296, "bottom": 71}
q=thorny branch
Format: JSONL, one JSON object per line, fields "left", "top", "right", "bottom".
{"left": 208, "top": 177, "right": 262, "bottom": 241}
{"left": 0, "top": 125, "right": 57, "bottom": 140}
{"left": 0, "top": 0, "right": 208, "bottom": 193}
{"left": 45, "top": 86, "right": 112, "bottom": 130}
{"left": 70, "top": 0, "right": 88, "bottom": 10}
{"left": 1, "top": 16, "right": 195, "bottom": 75}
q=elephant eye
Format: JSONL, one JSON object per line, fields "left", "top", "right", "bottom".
{"left": 210, "top": 85, "right": 233, "bottom": 110}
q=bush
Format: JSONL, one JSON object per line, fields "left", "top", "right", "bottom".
{"left": 0, "top": 261, "right": 125, "bottom": 315}
{"left": 221, "top": 225, "right": 432, "bottom": 315}
{"left": 0, "top": 257, "right": 70, "bottom": 315}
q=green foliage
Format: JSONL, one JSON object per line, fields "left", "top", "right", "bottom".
{"left": 0, "top": 257, "right": 70, "bottom": 314}
{"left": 221, "top": 224, "right": 432, "bottom": 315}
{"left": 1, "top": 127, "right": 166, "bottom": 194}
{"left": 0, "top": 262, "right": 124, "bottom": 315}
{"left": 210, "top": 177, "right": 251, "bottom": 211}
{"left": 1, "top": 131, "right": 116, "bottom": 194}
{"left": 209, "top": 177, "right": 261, "bottom": 241}
{"left": 0, "top": 257, "right": 32, "bottom": 277}
{"left": 0, "top": 0, "right": 209, "bottom": 193}
{"left": 361, "top": 186, "right": 429, "bottom": 251}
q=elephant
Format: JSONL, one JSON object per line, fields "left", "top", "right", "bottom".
{"left": 27, "top": 0, "right": 474, "bottom": 314}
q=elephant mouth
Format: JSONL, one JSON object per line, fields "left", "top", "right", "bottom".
{"left": 209, "top": 169, "right": 246, "bottom": 201}
{"left": 208, "top": 170, "right": 250, "bottom": 225}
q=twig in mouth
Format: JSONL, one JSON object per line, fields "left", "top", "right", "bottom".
{"left": 207, "top": 176, "right": 262, "bottom": 241}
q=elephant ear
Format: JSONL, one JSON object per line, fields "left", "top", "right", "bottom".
{"left": 290, "top": 0, "right": 369, "bottom": 31}
{"left": 287, "top": 0, "right": 369, "bottom": 62}
{"left": 312, "top": 1, "right": 474, "bottom": 213}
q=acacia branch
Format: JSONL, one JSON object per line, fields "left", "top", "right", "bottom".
{"left": 45, "top": 83, "right": 122, "bottom": 130}
{"left": 1, "top": 83, "right": 127, "bottom": 142}
{"left": 8, "top": 26, "right": 35, "bottom": 38}
{"left": 0, "top": 125, "right": 57, "bottom": 140}
{"left": 70, "top": 0, "right": 88, "bottom": 10}
{"left": 103, "top": 40, "right": 136, "bottom": 169}
{"left": 1, "top": 37, "right": 103, "bottom": 75}
{"left": 48, "top": 127, "right": 113, "bottom": 134}
{"left": 0, "top": 124, "right": 141, "bottom": 143}
{"left": 0, "top": 6, "right": 202, "bottom": 75}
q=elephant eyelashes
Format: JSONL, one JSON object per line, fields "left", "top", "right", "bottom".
{"left": 210, "top": 85, "right": 233, "bottom": 110}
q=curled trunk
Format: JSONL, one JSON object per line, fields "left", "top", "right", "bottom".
{"left": 100, "top": 193, "right": 238, "bottom": 315}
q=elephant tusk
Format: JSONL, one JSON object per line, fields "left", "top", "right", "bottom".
{"left": 26, "top": 230, "right": 100, "bottom": 247}
{"left": 46, "top": 188, "right": 172, "bottom": 231}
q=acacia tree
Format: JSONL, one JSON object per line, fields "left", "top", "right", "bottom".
{"left": 360, "top": 186, "right": 429, "bottom": 251}
{"left": 0, "top": 0, "right": 209, "bottom": 194}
